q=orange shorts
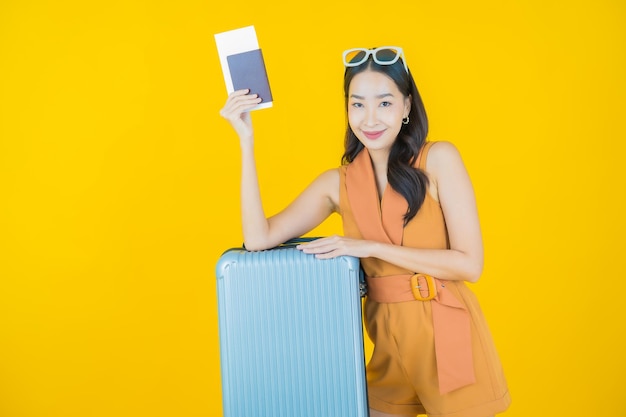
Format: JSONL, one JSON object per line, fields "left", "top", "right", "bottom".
{"left": 364, "top": 282, "right": 511, "bottom": 417}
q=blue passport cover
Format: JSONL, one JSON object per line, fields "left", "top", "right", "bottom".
{"left": 226, "top": 49, "right": 273, "bottom": 104}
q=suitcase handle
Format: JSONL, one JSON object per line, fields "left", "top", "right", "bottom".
{"left": 242, "top": 237, "right": 323, "bottom": 251}
{"left": 276, "top": 237, "right": 323, "bottom": 248}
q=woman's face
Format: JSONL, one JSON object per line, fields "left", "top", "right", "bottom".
{"left": 347, "top": 69, "right": 410, "bottom": 155}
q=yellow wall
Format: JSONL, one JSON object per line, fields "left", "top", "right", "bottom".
{"left": 1, "top": 1, "right": 624, "bottom": 416}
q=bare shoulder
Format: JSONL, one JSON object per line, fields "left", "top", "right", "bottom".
{"left": 311, "top": 167, "right": 340, "bottom": 191}
{"left": 311, "top": 168, "right": 341, "bottom": 211}
{"left": 316, "top": 167, "right": 341, "bottom": 183}
{"left": 426, "top": 141, "right": 466, "bottom": 177}
{"left": 424, "top": 142, "right": 469, "bottom": 203}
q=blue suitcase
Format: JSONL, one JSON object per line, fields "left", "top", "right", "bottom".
{"left": 216, "top": 239, "right": 369, "bottom": 417}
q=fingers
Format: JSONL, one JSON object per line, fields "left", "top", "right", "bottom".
{"left": 219, "top": 89, "right": 263, "bottom": 141}
{"left": 310, "top": 249, "right": 342, "bottom": 260}
{"left": 296, "top": 235, "right": 335, "bottom": 250}
{"left": 297, "top": 235, "right": 372, "bottom": 259}
{"left": 297, "top": 235, "right": 344, "bottom": 258}
{"left": 219, "top": 89, "right": 263, "bottom": 121}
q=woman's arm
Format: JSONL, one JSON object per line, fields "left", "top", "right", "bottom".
{"left": 250, "top": 169, "right": 339, "bottom": 250}
{"left": 299, "top": 141, "right": 484, "bottom": 283}
{"left": 220, "top": 90, "right": 339, "bottom": 251}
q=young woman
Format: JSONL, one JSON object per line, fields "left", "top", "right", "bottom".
{"left": 219, "top": 46, "right": 511, "bottom": 417}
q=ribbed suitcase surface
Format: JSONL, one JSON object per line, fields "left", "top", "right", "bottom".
{"left": 216, "top": 245, "right": 368, "bottom": 417}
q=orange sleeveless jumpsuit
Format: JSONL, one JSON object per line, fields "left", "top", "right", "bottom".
{"left": 338, "top": 142, "right": 511, "bottom": 417}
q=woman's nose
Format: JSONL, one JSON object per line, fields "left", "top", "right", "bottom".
{"left": 364, "top": 108, "right": 378, "bottom": 126}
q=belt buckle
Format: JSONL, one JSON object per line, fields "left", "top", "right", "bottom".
{"left": 411, "top": 274, "right": 437, "bottom": 301}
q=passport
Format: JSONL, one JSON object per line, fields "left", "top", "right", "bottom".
{"left": 227, "top": 49, "right": 273, "bottom": 105}
{"left": 215, "top": 25, "right": 273, "bottom": 111}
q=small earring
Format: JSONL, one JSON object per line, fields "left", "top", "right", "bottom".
{"left": 402, "top": 116, "right": 409, "bottom": 125}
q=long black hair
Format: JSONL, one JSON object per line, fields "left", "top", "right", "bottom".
{"left": 342, "top": 50, "right": 430, "bottom": 225}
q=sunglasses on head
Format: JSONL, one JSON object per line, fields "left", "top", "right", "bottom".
{"left": 342, "top": 46, "right": 408, "bottom": 74}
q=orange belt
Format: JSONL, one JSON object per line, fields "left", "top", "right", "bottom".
{"left": 366, "top": 273, "right": 476, "bottom": 394}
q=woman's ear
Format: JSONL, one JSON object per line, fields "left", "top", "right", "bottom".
{"left": 404, "top": 94, "right": 412, "bottom": 118}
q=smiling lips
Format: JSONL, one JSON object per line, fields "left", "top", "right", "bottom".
{"left": 363, "top": 130, "right": 385, "bottom": 140}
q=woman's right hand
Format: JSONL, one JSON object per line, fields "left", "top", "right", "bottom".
{"left": 219, "top": 89, "right": 263, "bottom": 147}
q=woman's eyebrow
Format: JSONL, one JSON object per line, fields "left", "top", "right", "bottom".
{"left": 349, "top": 93, "right": 394, "bottom": 100}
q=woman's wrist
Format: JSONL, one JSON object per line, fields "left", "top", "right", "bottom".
{"left": 366, "top": 240, "right": 382, "bottom": 258}
{"left": 239, "top": 136, "right": 254, "bottom": 153}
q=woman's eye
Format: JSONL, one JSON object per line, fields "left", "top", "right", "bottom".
{"left": 380, "top": 101, "right": 392, "bottom": 107}
{"left": 351, "top": 102, "right": 364, "bottom": 108}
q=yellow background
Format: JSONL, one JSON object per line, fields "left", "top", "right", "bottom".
{"left": 1, "top": 0, "right": 624, "bottom": 416}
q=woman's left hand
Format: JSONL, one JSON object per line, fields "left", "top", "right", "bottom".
{"left": 296, "top": 235, "right": 374, "bottom": 259}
